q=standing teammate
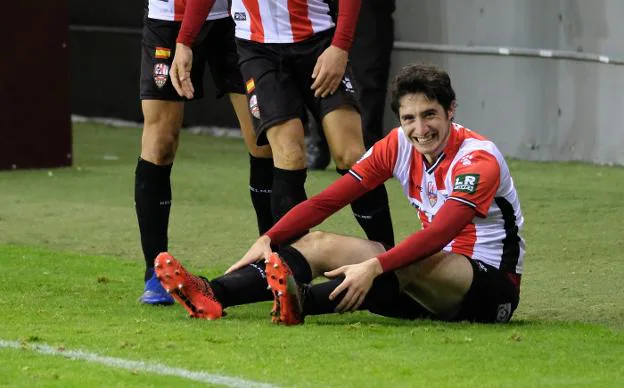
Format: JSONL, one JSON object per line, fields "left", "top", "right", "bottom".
{"left": 177, "top": 0, "right": 395, "bottom": 250}
{"left": 137, "top": 0, "right": 273, "bottom": 305}
{"left": 155, "top": 63, "right": 525, "bottom": 324}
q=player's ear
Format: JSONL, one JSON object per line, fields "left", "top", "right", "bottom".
{"left": 447, "top": 100, "right": 457, "bottom": 120}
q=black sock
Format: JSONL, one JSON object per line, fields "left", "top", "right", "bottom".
{"left": 249, "top": 154, "right": 274, "bottom": 235}
{"left": 271, "top": 167, "right": 307, "bottom": 223}
{"left": 208, "top": 245, "right": 312, "bottom": 308}
{"left": 303, "top": 272, "right": 402, "bottom": 316}
{"left": 209, "top": 260, "right": 273, "bottom": 308}
{"left": 135, "top": 158, "right": 172, "bottom": 281}
{"left": 336, "top": 168, "right": 395, "bottom": 247}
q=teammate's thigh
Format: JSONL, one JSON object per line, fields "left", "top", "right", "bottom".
{"left": 395, "top": 251, "right": 473, "bottom": 319}
{"left": 291, "top": 231, "right": 386, "bottom": 278}
{"left": 228, "top": 93, "right": 272, "bottom": 158}
{"left": 236, "top": 39, "right": 304, "bottom": 146}
{"left": 322, "top": 106, "right": 366, "bottom": 169}
{"left": 205, "top": 18, "right": 245, "bottom": 98}
{"left": 140, "top": 100, "right": 184, "bottom": 164}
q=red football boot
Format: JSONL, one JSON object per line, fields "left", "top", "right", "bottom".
{"left": 265, "top": 252, "right": 304, "bottom": 325}
{"left": 154, "top": 252, "right": 223, "bottom": 320}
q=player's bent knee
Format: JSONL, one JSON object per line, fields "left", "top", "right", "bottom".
{"left": 333, "top": 147, "right": 366, "bottom": 170}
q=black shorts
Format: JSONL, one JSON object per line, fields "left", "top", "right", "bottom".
{"left": 369, "top": 259, "right": 520, "bottom": 323}
{"left": 235, "top": 29, "right": 359, "bottom": 145}
{"left": 454, "top": 260, "right": 520, "bottom": 323}
{"left": 140, "top": 17, "right": 244, "bottom": 101}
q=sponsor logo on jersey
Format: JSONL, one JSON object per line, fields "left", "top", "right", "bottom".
{"left": 427, "top": 181, "right": 437, "bottom": 207}
{"left": 460, "top": 154, "right": 473, "bottom": 166}
{"left": 153, "top": 63, "right": 169, "bottom": 88}
{"left": 249, "top": 94, "right": 260, "bottom": 119}
{"left": 453, "top": 173, "right": 480, "bottom": 194}
{"left": 155, "top": 47, "right": 171, "bottom": 59}
{"left": 234, "top": 12, "right": 247, "bottom": 21}
{"left": 245, "top": 78, "right": 255, "bottom": 93}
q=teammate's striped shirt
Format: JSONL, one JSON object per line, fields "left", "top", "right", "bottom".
{"left": 351, "top": 123, "right": 526, "bottom": 274}
{"left": 147, "top": 0, "right": 229, "bottom": 22}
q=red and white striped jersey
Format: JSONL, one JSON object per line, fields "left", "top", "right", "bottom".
{"left": 351, "top": 123, "right": 525, "bottom": 274}
{"left": 147, "top": 0, "right": 229, "bottom": 22}
{"left": 230, "top": 0, "right": 335, "bottom": 43}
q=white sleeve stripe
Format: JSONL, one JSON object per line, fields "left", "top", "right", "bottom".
{"left": 348, "top": 170, "right": 363, "bottom": 181}
{"left": 448, "top": 196, "right": 477, "bottom": 208}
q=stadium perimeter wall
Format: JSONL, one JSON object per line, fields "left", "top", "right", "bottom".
{"left": 387, "top": 0, "right": 624, "bottom": 166}
{"left": 69, "top": 0, "right": 624, "bottom": 166}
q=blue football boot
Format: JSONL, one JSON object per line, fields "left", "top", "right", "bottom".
{"left": 139, "top": 268, "right": 175, "bottom": 305}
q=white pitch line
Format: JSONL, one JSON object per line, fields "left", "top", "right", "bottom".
{"left": 0, "top": 340, "right": 276, "bottom": 388}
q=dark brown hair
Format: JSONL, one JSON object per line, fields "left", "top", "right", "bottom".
{"left": 390, "top": 64, "right": 456, "bottom": 115}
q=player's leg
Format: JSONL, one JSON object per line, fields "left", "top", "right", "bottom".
{"left": 229, "top": 93, "right": 274, "bottom": 234}
{"left": 137, "top": 18, "right": 196, "bottom": 305}
{"left": 207, "top": 18, "right": 275, "bottom": 235}
{"left": 236, "top": 38, "right": 309, "bottom": 225}
{"left": 320, "top": 100, "right": 395, "bottom": 248}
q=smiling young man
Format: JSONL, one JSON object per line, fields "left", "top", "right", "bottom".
{"left": 154, "top": 63, "right": 525, "bottom": 324}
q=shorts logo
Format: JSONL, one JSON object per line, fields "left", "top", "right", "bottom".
{"left": 245, "top": 78, "right": 255, "bottom": 94}
{"left": 153, "top": 63, "right": 169, "bottom": 88}
{"left": 341, "top": 76, "right": 354, "bottom": 94}
{"left": 427, "top": 181, "right": 437, "bottom": 207}
{"left": 453, "top": 173, "right": 480, "bottom": 194}
{"left": 496, "top": 303, "right": 512, "bottom": 323}
{"left": 154, "top": 47, "right": 171, "bottom": 59}
{"left": 234, "top": 12, "right": 247, "bottom": 21}
{"left": 249, "top": 94, "right": 260, "bottom": 119}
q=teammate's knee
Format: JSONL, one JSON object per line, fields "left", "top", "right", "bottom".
{"left": 141, "top": 123, "right": 180, "bottom": 165}
{"left": 248, "top": 144, "right": 272, "bottom": 159}
{"left": 332, "top": 146, "right": 365, "bottom": 170}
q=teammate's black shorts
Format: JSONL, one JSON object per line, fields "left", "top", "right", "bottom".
{"left": 235, "top": 29, "right": 360, "bottom": 145}
{"left": 140, "top": 17, "right": 244, "bottom": 101}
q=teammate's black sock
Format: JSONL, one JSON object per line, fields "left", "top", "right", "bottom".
{"left": 271, "top": 167, "right": 307, "bottom": 223}
{"left": 135, "top": 158, "right": 172, "bottom": 281}
{"left": 249, "top": 154, "right": 274, "bottom": 235}
{"left": 302, "top": 271, "right": 402, "bottom": 316}
{"left": 209, "top": 246, "right": 312, "bottom": 308}
{"left": 337, "top": 168, "right": 395, "bottom": 247}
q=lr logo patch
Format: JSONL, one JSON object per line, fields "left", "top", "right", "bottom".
{"left": 453, "top": 174, "right": 480, "bottom": 194}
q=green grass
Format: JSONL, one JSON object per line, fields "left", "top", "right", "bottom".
{"left": 1, "top": 123, "right": 623, "bottom": 386}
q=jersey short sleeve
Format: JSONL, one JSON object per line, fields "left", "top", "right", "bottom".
{"left": 349, "top": 129, "right": 399, "bottom": 189}
{"left": 449, "top": 150, "right": 500, "bottom": 217}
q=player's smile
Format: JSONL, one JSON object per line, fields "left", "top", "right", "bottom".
{"left": 399, "top": 93, "right": 454, "bottom": 163}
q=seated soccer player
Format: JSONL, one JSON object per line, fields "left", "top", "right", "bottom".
{"left": 155, "top": 63, "right": 525, "bottom": 324}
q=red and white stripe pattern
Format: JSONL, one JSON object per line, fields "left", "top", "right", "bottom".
{"left": 352, "top": 123, "right": 525, "bottom": 274}
{"left": 147, "top": 0, "right": 229, "bottom": 22}
{"left": 231, "top": 0, "right": 335, "bottom": 43}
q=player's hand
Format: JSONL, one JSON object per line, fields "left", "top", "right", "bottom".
{"left": 225, "top": 235, "right": 273, "bottom": 274}
{"left": 170, "top": 43, "right": 195, "bottom": 99}
{"left": 324, "top": 258, "right": 383, "bottom": 313}
{"left": 310, "top": 45, "right": 348, "bottom": 98}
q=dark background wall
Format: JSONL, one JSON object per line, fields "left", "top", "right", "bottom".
{"left": 1, "top": 0, "right": 72, "bottom": 170}
{"left": 69, "top": 0, "right": 239, "bottom": 127}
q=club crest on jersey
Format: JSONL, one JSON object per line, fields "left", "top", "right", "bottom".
{"left": 427, "top": 181, "right": 437, "bottom": 207}
{"left": 341, "top": 76, "right": 354, "bottom": 93}
{"left": 453, "top": 174, "right": 480, "bottom": 194}
{"left": 153, "top": 63, "right": 169, "bottom": 88}
{"left": 249, "top": 94, "right": 260, "bottom": 119}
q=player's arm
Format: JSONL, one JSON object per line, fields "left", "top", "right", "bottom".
{"left": 311, "top": 0, "right": 362, "bottom": 97}
{"left": 375, "top": 200, "right": 476, "bottom": 272}
{"left": 170, "top": 0, "right": 217, "bottom": 99}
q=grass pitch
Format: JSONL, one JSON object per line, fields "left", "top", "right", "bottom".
{"left": 0, "top": 123, "right": 622, "bottom": 387}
